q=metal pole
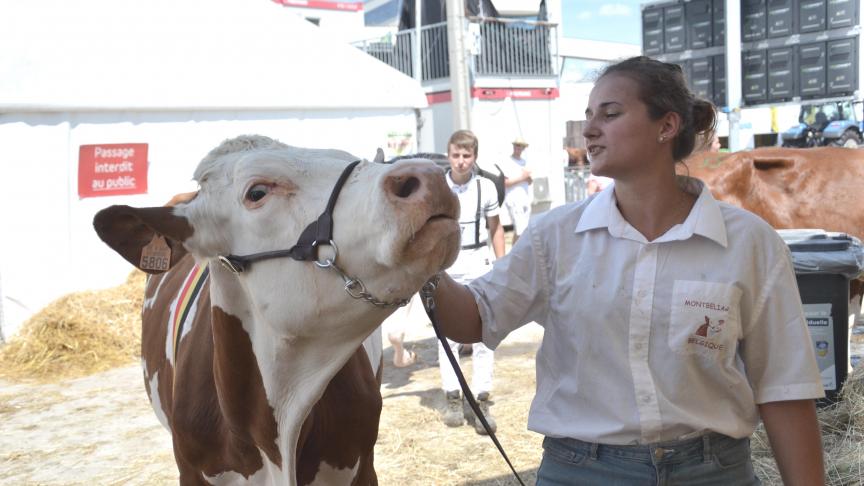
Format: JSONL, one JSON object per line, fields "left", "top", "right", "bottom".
{"left": 446, "top": 0, "right": 471, "bottom": 130}
{"left": 725, "top": 0, "right": 743, "bottom": 151}
{"left": 413, "top": 0, "right": 422, "bottom": 81}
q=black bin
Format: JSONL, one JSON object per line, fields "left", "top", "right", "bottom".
{"left": 778, "top": 229, "right": 864, "bottom": 404}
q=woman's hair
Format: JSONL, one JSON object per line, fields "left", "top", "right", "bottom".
{"left": 599, "top": 56, "right": 717, "bottom": 161}
{"left": 448, "top": 129, "right": 479, "bottom": 157}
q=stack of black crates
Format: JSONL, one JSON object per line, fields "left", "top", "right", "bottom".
{"left": 642, "top": 0, "right": 859, "bottom": 108}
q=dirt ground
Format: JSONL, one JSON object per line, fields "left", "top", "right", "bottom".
{"left": 1, "top": 313, "right": 862, "bottom": 486}
{"left": 0, "top": 314, "right": 544, "bottom": 486}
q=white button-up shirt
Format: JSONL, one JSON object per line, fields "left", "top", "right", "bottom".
{"left": 469, "top": 178, "right": 824, "bottom": 445}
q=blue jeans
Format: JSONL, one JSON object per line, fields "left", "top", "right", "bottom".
{"left": 537, "top": 432, "right": 761, "bottom": 486}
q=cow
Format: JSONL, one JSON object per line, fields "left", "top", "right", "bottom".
{"left": 93, "top": 135, "right": 461, "bottom": 485}
{"left": 565, "top": 147, "right": 589, "bottom": 167}
{"left": 679, "top": 146, "right": 864, "bottom": 322}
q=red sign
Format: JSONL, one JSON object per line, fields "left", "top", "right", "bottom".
{"left": 272, "top": 0, "right": 363, "bottom": 11}
{"left": 426, "top": 88, "right": 560, "bottom": 105}
{"left": 471, "top": 87, "right": 560, "bottom": 100}
{"left": 78, "top": 143, "right": 148, "bottom": 198}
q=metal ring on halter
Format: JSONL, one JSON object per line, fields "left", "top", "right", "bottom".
{"left": 313, "top": 240, "right": 338, "bottom": 268}
{"left": 218, "top": 255, "right": 243, "bottom": 274}
{"left": 344, "top": 277, "right": 367, "bottom": 299}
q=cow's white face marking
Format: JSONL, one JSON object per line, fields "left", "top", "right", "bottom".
{"left": 308, "top": 460, "right": 360, "bottom": 486}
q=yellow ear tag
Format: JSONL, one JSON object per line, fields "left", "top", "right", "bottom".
{"left": 140, "top": 235, "right": 172, "bottom": 271}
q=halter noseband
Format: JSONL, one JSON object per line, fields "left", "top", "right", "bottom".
{"left": 216, "top": 160, "right": 409, "bottom": 309}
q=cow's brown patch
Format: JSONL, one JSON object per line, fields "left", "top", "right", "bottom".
{"left": 210, "top": 306, "right": 282, "bottom": 470}
{"left": 296, "top": 347, "right": 382, "bottom": 486}
{"left": 166, "top": 304, "right": 280, "bottom": 480}
{"left": 140, "top": 257, "right": 196, "bottom": 406}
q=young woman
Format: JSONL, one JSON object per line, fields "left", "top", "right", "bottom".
{"left": 430, "top": 57, "right": 825, "bottom": 485}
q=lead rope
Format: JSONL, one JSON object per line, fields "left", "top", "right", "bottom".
{"left": 420, "top": 276, "right": 526, "bottom": 486}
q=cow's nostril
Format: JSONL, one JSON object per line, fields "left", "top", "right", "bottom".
{"left": 395, "top": 176, "right": 421, "bottom": 198}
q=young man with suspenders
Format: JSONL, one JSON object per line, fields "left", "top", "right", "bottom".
{"left": 439, "top": 130, "right": 506, "bottom": 434}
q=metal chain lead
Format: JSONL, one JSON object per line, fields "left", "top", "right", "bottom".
{"left": 320, "top": 259, "right": 410, "bottom": 309}
{"left": 420, "top": 273, "right": 441, "bottom": 311}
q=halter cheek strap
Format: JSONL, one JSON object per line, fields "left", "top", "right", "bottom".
{"left": 218, "top": 160, "right": 361, "bottom": 273}
{"left": 215, "top": 160, "right": 409, "bottom": 309}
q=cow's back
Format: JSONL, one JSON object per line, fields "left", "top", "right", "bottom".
{"left": 682, "top": 147, "right": 864, "bottom": 240}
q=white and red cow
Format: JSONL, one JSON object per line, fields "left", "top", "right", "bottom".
{"left": 93, "top": 135, "right": 460, "bottom": 485}
{"left": 680, "top": 146, "right": 864, "bottom": 321}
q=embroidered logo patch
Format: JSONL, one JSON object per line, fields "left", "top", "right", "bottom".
{"left": 688, "top": 315, "right": 726, "bottom": 351}
{"left": 670, "top": 280, "right": 741, "bottom": 357}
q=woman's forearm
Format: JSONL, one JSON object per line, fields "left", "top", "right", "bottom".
{"left": 429, "top": 273, "right": 483, "bottom": 344}
{"left": 759, "top": 399, "right": 825, "bottom": 486}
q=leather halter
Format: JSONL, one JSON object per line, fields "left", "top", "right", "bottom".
{"left": 218, "top": 159, "right": 361, "bottom": 272}
{"left": 216, "top": 160, "right": 409, "bottom": 308}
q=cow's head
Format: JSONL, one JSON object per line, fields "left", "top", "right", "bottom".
{"left": 94, "top": 135, "right": 461, "bottom": 340}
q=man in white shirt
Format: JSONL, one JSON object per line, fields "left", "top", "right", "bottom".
{"left": 439, "top": 129, "right": 505, "bottom": 435}
{"left": 499, "top": 137, "right": 533, "bottom": 243}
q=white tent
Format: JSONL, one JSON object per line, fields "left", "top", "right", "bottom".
{"left": 0, "top": 0, "right": 427, "bottom": 337}
{"left": 0, "top": 0, "right": 425, "bottom": 111}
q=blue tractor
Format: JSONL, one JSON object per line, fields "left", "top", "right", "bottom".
{"left": 781, "top": 100, "right": 863, "bottom": 148}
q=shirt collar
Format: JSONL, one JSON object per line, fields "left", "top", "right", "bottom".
{"left": 575, "top": 176, "right": 728, "bottom": 247}
{"left": 446, "top": 170, "right": 477, "bottom": 192}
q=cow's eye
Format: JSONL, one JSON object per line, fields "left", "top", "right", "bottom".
{"left": 246, "top": 184, "right": 270, "bottom": 202}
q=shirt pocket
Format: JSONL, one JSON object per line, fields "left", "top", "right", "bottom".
{"left": 668, "top": 280, "right": 743, "bottom": 360}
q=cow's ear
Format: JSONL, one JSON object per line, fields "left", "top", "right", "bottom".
{"left": 373, "top": 148, "right": 385, "bottom": 163}
{"left": 93, "top": 205, "right": 193, "bottom": 274}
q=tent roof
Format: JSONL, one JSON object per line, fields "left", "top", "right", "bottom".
{"left": 0, "top": 0, "right": 427, "bottom": 111}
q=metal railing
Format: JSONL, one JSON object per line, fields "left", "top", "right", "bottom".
{"left": 473, "top": 18, "right": 556, "bottom": 77}
{"left": 564, "top": 166, "right": 591, "bottom": 203}
{"left": 353, "top": 18, "right": 557, "bottom": 82}
{"left": 354, "top": 24, "right": 451, "bottom": 81}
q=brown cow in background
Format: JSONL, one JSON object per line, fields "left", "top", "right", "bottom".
{"left": 678, "top": 146, "right": 864, "bottom": 321}
{"left": 566, "top": 147, "right": 589, "bottom": 167}
{"left": 680, "top": 147, "right": 864, "bottom": 238}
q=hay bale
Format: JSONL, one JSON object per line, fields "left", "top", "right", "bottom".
{"left": 0, "top": 271, "right": 145, "bottom": 382}
{"left": 752, "top": 365, "right": 864, "bottom": 485}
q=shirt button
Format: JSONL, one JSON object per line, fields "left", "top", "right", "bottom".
{"left": 634, "top": 342, "right": 643, "bottom": 351}
{"left": 642, "top": 394, "right": 651, "bottom": 404}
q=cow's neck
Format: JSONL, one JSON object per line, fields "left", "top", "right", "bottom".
{"left": 208, "top": 271, "right": 372, "bottom": 486}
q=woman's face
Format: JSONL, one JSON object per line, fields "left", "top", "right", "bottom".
{"left": 582, "top": 74, "right": 668, "bottom": 179}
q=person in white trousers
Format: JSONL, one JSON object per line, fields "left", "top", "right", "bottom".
{"left": 438, "top": 129, "right": 505, "bottom": 435}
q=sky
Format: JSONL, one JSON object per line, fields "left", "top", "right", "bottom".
{"left": 561, "top": 0, "right": 643, "bottom": 45}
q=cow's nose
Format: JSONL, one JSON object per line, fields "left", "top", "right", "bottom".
{"left": 382, "top": 162, "right": 445, "bottom": 201}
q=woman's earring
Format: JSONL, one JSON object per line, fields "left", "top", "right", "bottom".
{"left": 658, "top": 135, "right": 666, "bottom": 143}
